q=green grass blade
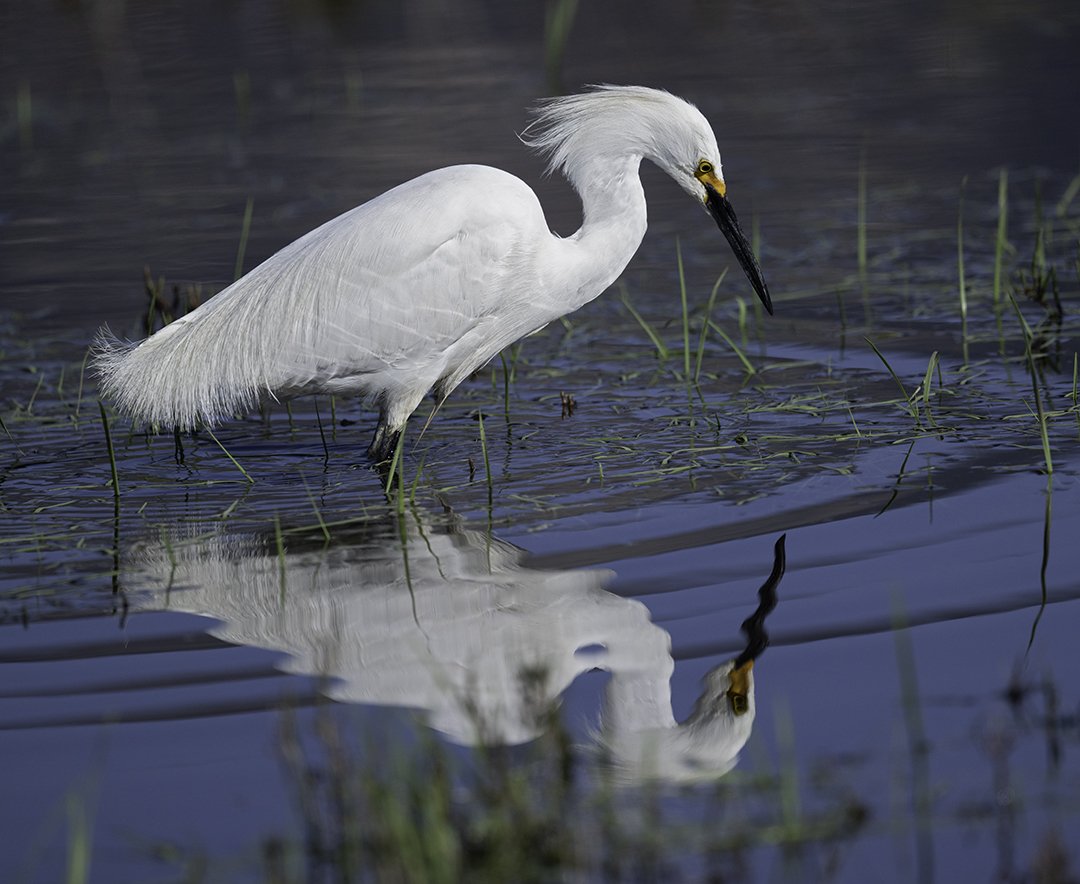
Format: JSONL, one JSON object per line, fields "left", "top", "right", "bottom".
{"left": 694, "top": 269, "right": 727, "bottom": 382}
{"left": 1055, "top": 170, "right": 1080, "bottom": 218}
{"left": 676, "top": 238, "right": 690, "bottom": 378}
{"left": 273, "top": 514, "right": 287, "bottom": 601}
{"left": 993, "top": 169, "right": 1008, "bottom": 309}
{"left": 205, "top": 426, "right": 256, "bottom": 483}
{"left": 920, "top": 351, "right": 939, "bottom": 426}
{"left": 864, "top": 337, "right": 919, "bottom": 425}
{"left": 707, "top": 319, "right": 755, "bottom": 376}
{"left": 621, "top": 290, "right": 670, "bottom": 360}
{"left": 301, "top": 477, "right": 331, "bottom": 544}
{"left": 1006, "top": 292, "right": 1053, "bottom": 475}
{"left": 857, "top": 148, "right": 868, "bottom": 298}
{"left": 1072, "top": 352, "right": 1079, "bottom": 438}
{"left": 98, "top": 402, "right": 120, "bottom": 505}
{"left": 0, "top": 414, "right": 16, "bottom": 448}
{"left": 957, "top": 178, "right": 969, "bottom": 366}
{"left": 234, "top": 196, "right": 254, "bottom": 281}
{"left": 65, "top": 794, "right": 92, "bottom": 884}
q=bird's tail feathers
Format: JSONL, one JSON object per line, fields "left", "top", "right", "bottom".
{"left": 92, "top": 321, "right": 260, "bottom": 431}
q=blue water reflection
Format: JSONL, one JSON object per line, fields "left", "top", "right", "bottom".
{"left": 123, "top": 513, "right": 781, "bottom": 783}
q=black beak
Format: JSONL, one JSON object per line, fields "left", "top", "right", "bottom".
{"left": 705, "top": 184, "right": 773, "bottom": 315}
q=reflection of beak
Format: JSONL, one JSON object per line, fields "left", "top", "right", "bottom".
{"left": 726, "top": 658, "right": 754, "bottom": 716}
{"left": 705, "top": 183, "right": 773, "bottom": 315}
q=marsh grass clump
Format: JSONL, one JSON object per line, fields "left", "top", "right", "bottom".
{"left": 142, "top": 266, "right": 205, "bottom": 336}
{"left": 263, "top": 679, "right": 871, "bottom": 884}
{"left": 273, "top": 684, "right": 589, "bottom": 884}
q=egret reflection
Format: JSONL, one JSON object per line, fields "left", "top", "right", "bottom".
{"left": 124, "top": 510, "right": 783, "bottom": 782}
{"left": 600, "top": 534, "right": 784, "bottom": 782}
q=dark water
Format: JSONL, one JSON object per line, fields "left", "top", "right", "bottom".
{"left": 3, "top": 1, "right": 1080, "bottom": 881}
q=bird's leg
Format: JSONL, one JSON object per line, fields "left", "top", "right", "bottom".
{"left": 369, "top": 419, "right": 406, "bottom": 500}
{"left": 370, "top": 453, "right": 394, "bottom": 488}
{"left": 367, "top": 420, "right": 401, "bottom": 463}
{"left": 173, "top": 426, "right": 185, "bottom": 465}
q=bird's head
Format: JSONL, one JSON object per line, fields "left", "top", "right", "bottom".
{"left": 699, "top": 160, "right": 773, "bottom": 316}
{"left": 524, "top": 86, "right": 773, "bottom": 315}
{"left": 651, "top": 104, "right": 773, "bottom": 315}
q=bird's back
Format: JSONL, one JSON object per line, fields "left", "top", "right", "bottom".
{"left": 95, "top": 165, "right": 555, "bottom": 430}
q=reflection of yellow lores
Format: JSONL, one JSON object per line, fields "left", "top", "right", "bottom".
{"left": 126, "top": 511, "right": 784, "bottom": 784}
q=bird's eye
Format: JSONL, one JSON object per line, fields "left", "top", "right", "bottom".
{"left": 727, "top": 690, "right": 749, "bottom": 715}
{"left": 697, "top": 160, "right": 713, "bottom": 176}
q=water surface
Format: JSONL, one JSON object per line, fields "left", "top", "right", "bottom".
{"left": 2, "top": 1, "right": 1079, "bottom": 881}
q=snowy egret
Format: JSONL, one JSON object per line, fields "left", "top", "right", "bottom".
{"left": 94, "top": 85, "right": 772, "bottom": 459}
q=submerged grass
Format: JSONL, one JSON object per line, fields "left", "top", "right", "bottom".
{"left": 264, "top": 679, "right": 870, "bottom": 884}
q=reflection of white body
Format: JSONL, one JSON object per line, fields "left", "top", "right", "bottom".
{"left": 600, "top": 658, "right": 754, "bottom": 782}
{"left": 126, "top": 513, "right": 755, "bottom": 781}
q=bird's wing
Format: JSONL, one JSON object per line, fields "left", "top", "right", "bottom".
{"left": 98, "top": 165, "right": 556, "bottom": 429}
{"left": 164, "top": 165, "right": 550, "bottom": 398}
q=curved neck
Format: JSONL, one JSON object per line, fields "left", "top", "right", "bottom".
{"left": 573, "top": 153, "right": 647, "bottom": 241}
{"left": 544, "top": 154, "right": 647, "bottom": 313}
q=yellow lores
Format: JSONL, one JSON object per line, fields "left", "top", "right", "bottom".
{"left": 726, "top": 659, "right": 753, "bottom": 715}
{"left": 695, "top": 159, "right": 726, "bottom": 198}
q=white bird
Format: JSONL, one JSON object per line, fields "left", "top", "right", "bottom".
{"left": 94, "top": 85, "right": 772, "bottom": 460}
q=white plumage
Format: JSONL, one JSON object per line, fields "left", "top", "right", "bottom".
{"left": 94, "top": 85, "right": 771, "bottom": 459}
